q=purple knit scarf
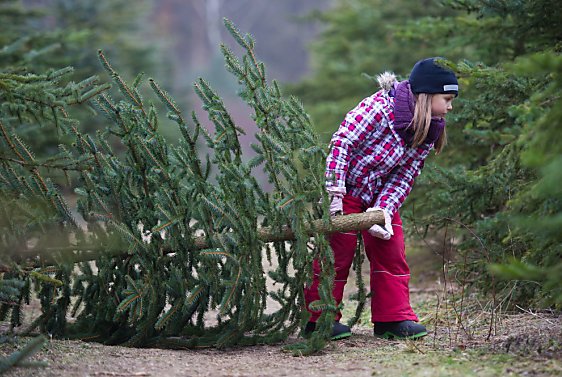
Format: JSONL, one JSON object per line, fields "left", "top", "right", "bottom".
{"left": 391, "top": 80, "right": 445, "bottom": 146}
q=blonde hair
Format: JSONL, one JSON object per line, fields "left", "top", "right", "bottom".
{"left": 411, "top": 93, "right": 446, "bottom": 154}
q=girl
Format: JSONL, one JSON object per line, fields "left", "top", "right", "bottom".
{"left": 304, "top": 57, "right": 458, "bottom": 340}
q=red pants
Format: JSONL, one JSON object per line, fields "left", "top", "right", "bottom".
{"left": 304, "top": 195, "right": 418, "bottom": 323}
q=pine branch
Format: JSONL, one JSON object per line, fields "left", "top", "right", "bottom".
{"left": 98, "top": 50, "right": 145, "bottom": 114}
{"left": 0, "top": 154, "right": 93, "bottom": 172}
{"left": 0, "top": 120, "right": 26, "bottom": 161}
{"left": 0, "top": 335, "right": 47, "bottom": 374}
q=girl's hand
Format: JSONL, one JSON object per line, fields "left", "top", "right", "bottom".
{"left": 366, "top": 207, "right": 394, "bottom": 240}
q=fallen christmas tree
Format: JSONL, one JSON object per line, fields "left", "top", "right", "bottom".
{"left": 0, "top": 19, "right": 381, "bottom": 355}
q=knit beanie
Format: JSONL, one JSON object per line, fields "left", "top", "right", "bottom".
{"left": 409, "top": 57, "right": 458, "bottom": 97}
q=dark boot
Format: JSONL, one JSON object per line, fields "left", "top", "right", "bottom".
{"left": 374, "top": 320, "right": 427, "bottom": 339}
{"left": 303, "top": 321, "right": 352, "bottom": 340}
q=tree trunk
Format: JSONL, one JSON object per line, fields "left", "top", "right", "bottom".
{"left": 5, "top": 211, "right": 384, "bottom": 269}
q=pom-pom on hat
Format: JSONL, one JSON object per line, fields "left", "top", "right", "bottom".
{"left": 409, "top": 57, "right": 458, "bottom": 97}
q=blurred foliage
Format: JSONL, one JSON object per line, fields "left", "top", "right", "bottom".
{"left": 293, "top": 0, "right": 561, "bottom": 309}
{"left": 44, "top": 0, "right": 156, "bottom": 83}
{"left": 0, "top": 335, "right": 47, "bottom": 373}
{"left": 1, "top": 0, "right": 160, "bottom": 159}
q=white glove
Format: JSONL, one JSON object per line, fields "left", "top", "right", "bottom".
{"left": 329, "top": 195, "right": 343, "bottom": 216}
{"left": 366, "top": 207, "right": 394, "bottom": 240}
{"left": 326, "top": 187, "right": 346, "bottom": 216}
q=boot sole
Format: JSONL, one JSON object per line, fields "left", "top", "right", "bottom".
{"left": 331, "top": 331, "right": 352, "bottom": 341}
{"left": 302, "top": 331, "right": 352, "bottom": 340}
{"left": 375, "top": 331, "right": 428, "bottom": 340}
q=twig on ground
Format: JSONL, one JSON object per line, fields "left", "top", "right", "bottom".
{"left": 406, "top": 339, "right": 426, "bottom": 354}
{"left": 433, "top": 292, "right": 441, "bottom": 349}
{"left": 515, "top": 305, "right": 557, "bottom": 326}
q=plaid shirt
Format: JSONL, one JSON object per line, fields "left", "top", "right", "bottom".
{"left": 326, "top": 90, "right": 433, "bottom": 215}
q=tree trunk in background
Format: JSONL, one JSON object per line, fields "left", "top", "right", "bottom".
{"left": 152, "top": 0, "right": 331, "bottom": 84}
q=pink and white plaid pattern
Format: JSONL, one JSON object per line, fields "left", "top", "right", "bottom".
{"left": 325, "top": 90, "right": 433, "bottom": 215}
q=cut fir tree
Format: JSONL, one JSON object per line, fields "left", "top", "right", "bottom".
{"left": 1, "top": 19, "right": 380, "bottom": 355}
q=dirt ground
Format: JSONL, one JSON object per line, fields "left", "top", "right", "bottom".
{"left": 1, "top": 246, "right": 561, "bottom": 377}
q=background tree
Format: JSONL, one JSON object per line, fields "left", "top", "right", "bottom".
{"left": 151, "top": 0, "right": 329, "bottom": 87}
{"left": 2, "top": 0, "right": 160, "bottom": 153}
{"left": 500, "top": 53, "right": 562, "bottom": 307}
{"left": 19, "top": 0, "right": 157, "bottom": 82}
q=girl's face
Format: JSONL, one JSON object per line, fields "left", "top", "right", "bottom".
{"left": 431, "top": 94, "right": 455, "bottom": 118}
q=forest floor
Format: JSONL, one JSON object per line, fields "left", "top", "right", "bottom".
{"left": 1, "top": 244, "right": 561, "bottom": 377}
